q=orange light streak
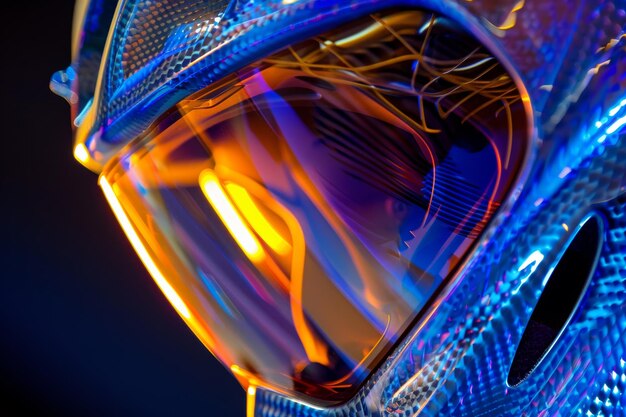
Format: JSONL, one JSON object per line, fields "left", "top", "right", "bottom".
{"left": 99, "top": 176, "right": 191, "bottom": 319}
{"left": 225, "top": 183, "right": 292, "bottom": 256}
{"left": 73, "top": 143, "right": 90, "bottom": 164}
{"left": 199, "top": 170, "right": 266, "bottom": 263}
{"left": 246, "top": 386, "right": 257, "bottom": 417}
{"left": 216, "top": 166, "right": 329, "bottom": 365}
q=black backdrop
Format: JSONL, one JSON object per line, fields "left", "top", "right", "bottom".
{"left": 1, "top": 3, "right": 244, "bottom": 415}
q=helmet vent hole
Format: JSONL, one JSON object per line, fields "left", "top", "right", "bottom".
{"left": 507, "top": 214, "right": 603, "bottom": 387}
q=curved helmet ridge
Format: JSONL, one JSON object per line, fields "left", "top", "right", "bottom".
{"left": 52, "top": 0, "right": 626, "bottom": 416}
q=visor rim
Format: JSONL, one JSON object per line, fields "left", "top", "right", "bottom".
{"left": 97, "top": 47, "right": 535, "bottom": 412}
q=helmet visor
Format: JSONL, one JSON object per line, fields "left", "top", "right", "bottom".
{"left": 100, "top": 9, "right": 530, "bottom": 404}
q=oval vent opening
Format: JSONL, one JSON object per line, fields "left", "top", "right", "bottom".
{"left": 507, "top": 214, "right": 603, "bottom": 387}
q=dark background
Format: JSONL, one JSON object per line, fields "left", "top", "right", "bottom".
{"left": 1, "top": 3, "right": 244, "bottom": 415}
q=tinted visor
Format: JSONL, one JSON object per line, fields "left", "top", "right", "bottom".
{"left": 100, "top": 9, "right": 529, "bottom": 404}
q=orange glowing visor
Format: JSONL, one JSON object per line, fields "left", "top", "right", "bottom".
{"left": 99, "top": 10, "right": 530, "bottom": 405}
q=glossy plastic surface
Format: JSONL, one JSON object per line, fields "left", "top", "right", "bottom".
{"left": 56, "top": 0, "right": 626, "bottom": 415}
{"left": 99, "top": 10, "right": 529, "bottom": 402}
{"left": 253, "top": 2, "right": 626, "bottom": 414}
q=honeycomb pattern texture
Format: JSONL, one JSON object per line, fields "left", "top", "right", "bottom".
{"left": 76, "top": 0, "right": 626, "bottom": 157}
{"left": 71, "top": 0, "right": 626, "bottom": 415}
{"left": 255, "top": 113, "right": 626, "bottom": 416}
{"left": 254, "top": 33, "right": 626, "bottom": 417}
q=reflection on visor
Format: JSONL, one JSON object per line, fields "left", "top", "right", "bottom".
{"left": 101, "top": 9, "right": 529, "bottom": 404}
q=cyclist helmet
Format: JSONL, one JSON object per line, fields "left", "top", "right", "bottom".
{"left": 52, "top": 0, "right": 626, "bottom": 415}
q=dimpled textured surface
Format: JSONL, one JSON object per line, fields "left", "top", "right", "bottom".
{"left": 253, "top": 12, "right": 626, "bottom": 417}
{"left": 75, "top": 0, "right": 626, "bottom": 415}
{"left": 82, "top": 0, "right": 626, "bottom": 162}
{"left": 255, "top": 73, "right": 626, "bottom": 417}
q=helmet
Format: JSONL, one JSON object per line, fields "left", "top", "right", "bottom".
{"left": 52, "top": 0, "right": 626, "bottom": 415}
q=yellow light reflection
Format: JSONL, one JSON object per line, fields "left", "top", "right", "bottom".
{"left": 225, "top": 183, "right": 292, "bottom": 256}
{"left": 73, "top": 143, "right": 90, "bottom": 164}
{"left": 216, "top": 166, "right": 329, "bottom": 365}
{"left": 246, "top": 385, "right": 256, "bottom": 417}
{"left": 199, "top": 170, "right": 266, "bottom": 263}
{"left": 99, "top": 176, "right": 191, "bottom": 319}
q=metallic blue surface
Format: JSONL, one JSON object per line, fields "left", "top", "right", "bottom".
{"left": 76, "top": 0, "right": 626, "bottom": 150}
{"left": 255, "top": 86, "right": 626, "bottom": 415}
{"left": 252, "top": 9, "right": 626, "bottom": 414}
{"left": 64, "top": 0, "right": 626, "bottom": 415}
